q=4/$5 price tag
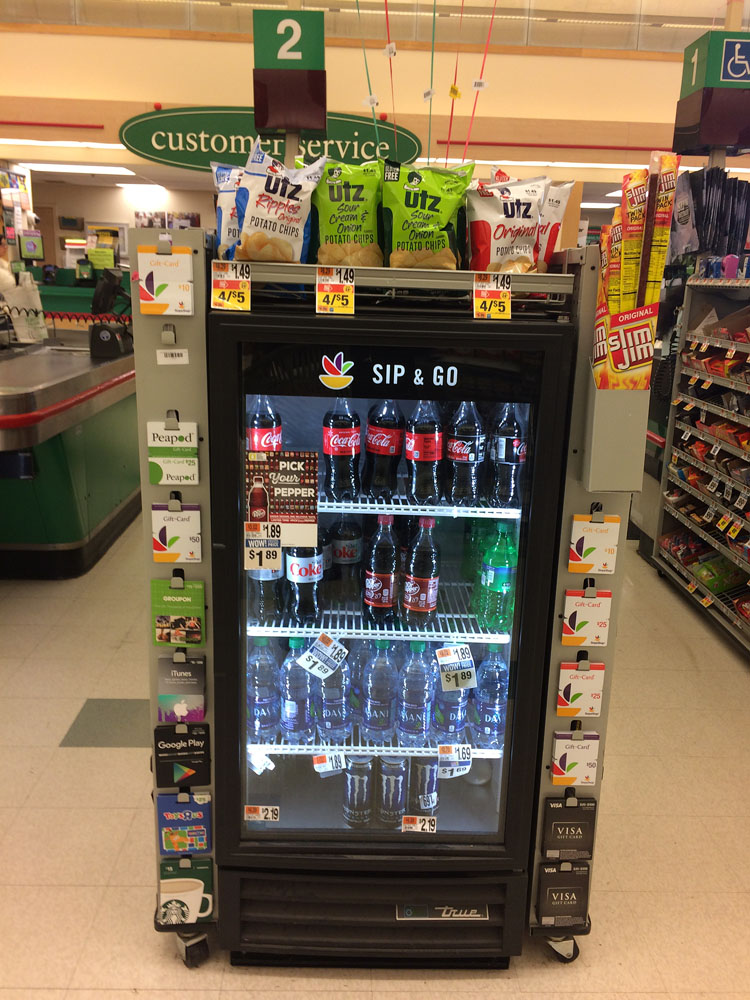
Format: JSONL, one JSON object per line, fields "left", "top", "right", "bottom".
{"left": 473, "top": 272, "right": 511, "bottom": 320}
{"left": 436, "top": 644, "right": 477, "bottom": 692}
{"left": 211, "top": 260, "right": 251, "bottom": 311}
{"left": 297, "top": 632, "right": 348, "bottom": 681}
{"left": 316, "top": 266, "right": 355, "bottom": 315}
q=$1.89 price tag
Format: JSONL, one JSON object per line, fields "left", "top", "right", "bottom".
{"left": 316, "top": 266, "right": 354, "bottom": 315}
{"left": 436, "top": 644, "right": 477, "bottom": 692}
{"left": 297, "top": 632, "right": 348, "bottom": 681}
{"left": 243, "top": 521, "right": 281, "bottom": 572}
{"left": 402, "top": 815, "right": 437, "bottom": 833}
{"left": 211, "top": 260, "right": 251, "bottom": 310}
{"left": 473, "top": 272, "right": 511, "bottom": 320}
{"left": 312, "top": 752, "right": 345, "bottom": 776}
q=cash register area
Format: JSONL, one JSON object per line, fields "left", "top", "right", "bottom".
{"left": 0, "top": 515, "right": 748, "bottom": 999}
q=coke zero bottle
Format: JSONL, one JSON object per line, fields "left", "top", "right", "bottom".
{"left": 487, "top": 402, "right": 527, "bottom": 507}
{"left": 328, "top": 517, "right": 363, "bottom": 604}
{"left": 323, "top": 397, "right": 361, "bottom": 501}
{"left": 445, "top": 400, "right": 486, "bottom": 506}
{"left": 285, "top": 546, "right": 324, "bottom": 624}
{"left": 405, "top": 399, "right": 443, "bottom": 504}
{"left": 247, "top": 564, "right": 282, "bottom": 625}
{"left": 364, "top": 514, "right": 398, "bottom": 625}
{"left": 246, "top": 394, "right": 282, "bottom": 452}
{"left": 362, "top": 399, "right": 404, "bottom": 501}
{"left": 401, "top": 516, "right": 441, "bottom": 628}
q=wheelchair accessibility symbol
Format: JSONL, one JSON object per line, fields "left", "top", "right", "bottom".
{"left": 722, "top": 39, "right": 750, "bottom": 82}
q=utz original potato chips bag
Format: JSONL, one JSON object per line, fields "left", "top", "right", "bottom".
{"left": 467, "top": 177, "right": 550, "bottom": 273}
{"left": 211, "top": 161, "right": 243, "bottom": 259}
{"left": 382, "top": 160, "right": 474, "bottom": 269}
{"left": 537, "top": 181, "right": 574, "bottom": 267}
{"left": 311, "top": 160, "right": 384, "bottom": 267}
{"left": 235, "top": 139, "right": 326, "bottom": 263}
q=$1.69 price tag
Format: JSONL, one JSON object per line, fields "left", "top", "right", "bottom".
{"left": 244, "top": 804, "right": 279, "bottom": 822}
{"left": 437, "top": 743, "right": 472, "bottom": 778}
{"left": 297, "top": 632, "right": 348, "bottom": 681}
{"left": 316, "top": 266, "right": 354, "bottom": 315}
{"left": 473, "top": 272, "right": 511, "bottom": 320}
{"left": 211, "top": 260, "right": 251, "bottom": 310}
{"left": 402, "top": 815, "right": 437, "bottom": 833}
{"left": 436, "top": 644, "right": 477, "bottom": 692}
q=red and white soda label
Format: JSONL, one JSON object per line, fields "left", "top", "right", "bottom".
{"left": 323, "top": 426, "right": 361, "bottom": 456}
{"left": 402, "top": 574, "right": 439, "bottom": 612}
{"left": 364, "top": 570, "right": 396, "bottom": 608}
{"left": 247, "top": 425, "right": 282, "bottom": 451}
{"left": 447, "top": 435, "right": 486, "bottom": 463}
{"left": 489, "top": 435, "right": 527, "bottom": 464}
{"left": 405, "top": 430, "right": 443, "bottom": 461}
{"left": 286, "top": 553, "right": 323, "bottom": 583}
{"left": 332, "top": 537, "right": 363, "bottom": 564}
{"left": 249, "top": 503, "right": 267, "bottom": 520}
{"left": 365, "top": 424, "right": 404, "bottom": 456}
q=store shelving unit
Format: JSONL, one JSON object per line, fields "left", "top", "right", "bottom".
{"left": 652, "top": 278, "right": 750, "bottom": 652}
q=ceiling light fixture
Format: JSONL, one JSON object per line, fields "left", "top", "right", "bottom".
{"left": 18, "top": 163, "right": 135, "bottom": 175}
{"left": 0, "top": 138, "right": 126, "bottom": 150}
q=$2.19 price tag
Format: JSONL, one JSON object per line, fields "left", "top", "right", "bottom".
{"left": 473, "top": 272, "right": 511, "bottom": 320}
{"left": 243, "top": 522, "right": 281, "bottom": 572}
{"left": 244, "top": 804, "right": 279, "bottom": 822}
{"left": 402, "top": 815, "right": 437, "bottom": 833}
{"left": 436, "top": 644, "right": 477, "bottom": 691}
{"left": 297, "top": 632, "right": 348, "bottom": 681}
{"left": 313, "top": 752, "right": 345, "bottom": 776}
{"left": 211, "top": 260, "right": 251, "bottom": 311}
{"left": 316, "top": 267, "right": 354, "bottom": 315}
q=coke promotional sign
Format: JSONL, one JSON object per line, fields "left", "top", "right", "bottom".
{"left": 245, "top": 450, "right": 318, "bottom": 548}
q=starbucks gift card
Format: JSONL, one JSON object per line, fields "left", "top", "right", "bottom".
{"left": 157, "top": 657, "right": 206, "bottom": 723}
{"left": 151, "top": 578, "right": 204, "bottom": 646}
{"left": 147, "top": 421, "right": 199, "bottom": 486}
{"left": 152, "top": 504, "right": 202, "bottom": 563}
{"left": 157, "top": 792, "right": 211, "bottom": 855}
{"left": 158, "top": 858, "right": 213, "bottom": 926}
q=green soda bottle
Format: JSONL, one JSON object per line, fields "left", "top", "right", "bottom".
{"left": 476, "top": 523, "right": 518, "bottom": 630}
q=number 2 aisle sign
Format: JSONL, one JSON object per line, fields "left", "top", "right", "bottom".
{"left": 253, "top": 10, "right": 325, "bottom": 70}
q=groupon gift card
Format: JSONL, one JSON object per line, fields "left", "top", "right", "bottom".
{"left": 151, "top": 503, "right": 202, "bottom": 563}
{"left": 157, "top": 792, "right": 211, "bottom": 855}
{"left": 151, "top": 579, "right": 204, "bottom": 646}
{"left": 157, "top": 656, "right": 206, "bottom": 723}
{"left": 147, "top": 421, "right": 199, "bottom": 486}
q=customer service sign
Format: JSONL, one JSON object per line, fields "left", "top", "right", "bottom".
{"left": 120, "top": 107, "right": 421, "bottom": 171}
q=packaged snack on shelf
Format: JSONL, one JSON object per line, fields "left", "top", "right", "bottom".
{"left": 691, "top": 555, "right": 747, "bottom": 593}
{"left": 537, "top": 180, "right": 574, "bottom": 268}
{"left": 310, "top": 159, "right": 384, "bottom": 267}
{"left": 705, "top": 356, "right": 744, "bottom": 378}
{"left": 211, "top": 161, "right": 244, "bottom": 259}
{"left": 727, "top": 536, "right": 750, "bottom": 562}
{"left": 642, "top": 152, "right": 678, "bottom": 306}
{"left": 619, "top": 168, "right": 648, "bottom": 312}
{"left": 235, "top": 139, "right": 326, "bottom": 263}
{"left": 727, "top": 459, "right": 750, "bottom": 485}
{"left": 466, "top": 176, "right": 550, "bottom": 273}
{"left": 733, "top": 595, "right": 750, "bottom": 621}
{"left": 382, "top": 160, "right": 474, "bottom": 269}
{"left": 606, "top": 206, "right": 622, "bottom": 315}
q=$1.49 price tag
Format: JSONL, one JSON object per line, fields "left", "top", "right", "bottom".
{"left": 297, "top": 632, "right": 348, "bottom": 681}
{"left": 436, "top": 644, "right": 477, "bottom": 691}
{"left": 243, "top": 521, "right": 281, "bottom": 572}
{"left": 402, "top": 815, "right": 437, "bottom": 833}
{"left": 473, "top": 272, "right": 511, "bottom": 320}
{"left": 211, "top": 260, "right": 251, "bottom": 310}
{"left": 316, "top": 266, "right": 354, "bottom": 315}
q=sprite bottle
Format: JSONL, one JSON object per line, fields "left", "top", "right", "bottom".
{"left": 475, "top": 523, "right": 517, "bottom": 630}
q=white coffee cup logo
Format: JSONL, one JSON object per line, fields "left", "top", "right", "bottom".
{"left": 159, "top": 877, "right": 213, "bottom": 924}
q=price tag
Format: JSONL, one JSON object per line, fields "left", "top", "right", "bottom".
{"left": 313, "top": 752, "right": 345, "bottom": 776}
{"left": 672, "top": 397, "right": 681, "bottom": 406}
{"left": 402, "top": 815, "right": 437, "bottom": 834}
{"left": 437, "top": 743, "right": 472, "bottom": 778}
{"left": 211, "top": 259, "right": 251, "bottom": 311}
{"left": 727, "top": 347, "right": 736, "bottom": 359}
{"left": 244, "top": 804, "right": 279, "bottom": 822}
{"left": 364, "top": 94, "right": 379, "bottom": 107}
{"left": 701, "top": 379, "right": 713, "bottom": 389}
{"left": 700, "top": 594, "right": 714, "bottom": 607}
{"left": 243, "top": 522, "right": 281, "bottom": 572}
{"left": 681, "top": 429, "right": 692, "bottom": 442}
{"left": 473, "top": 272, "right": 511, "bottom": 320}
{"left": 683, "top": 402, "right": 695, "bottom": 411}
{"left": 728, "top": 519, "right": 744, "bottom": 539}
{"left": 449, "top": 84, "right": 461, "bottom": 99}
{"left": 472, "top": 78, "right": 488, "bottom": 90}
{"left": 734, "top": 493, "right": 748, "bottom": 511}
{"left": 700, "top": 409, "right": 707, "bottom": 423}
{"left": 689, "top": 340, "right": 698, "bottom": 350}
{"left": 703, "top": 507, "right": 716, "bottom": 522}
{"left": 717, "top": 512, "right": 731, "bottom": 531}
{"left": 688, "top": 375, "right": 698, "bottom": 385}
{"left": 247, "top": 752, "right": 275, "bottom": 775}
{"left": 686, "top": 581, "right": 698, "bottom": 592}
{"left": 710, "top": 443, "right": 722, "bottom": 457}
{"left": 707, "top": 477, "right": 719, "bottom": 493}
{"left": 699, "top": 341, "right": 709, "bottom": 352}
{"left": 422, "top": 87, "right": 436, "bottom": 101}
{"left": 316, "top": 266, "right": 354, "bottom": 315}
{"left": 724, "top": 481, "right": 733, "bottom": 501}
{"left": 384, "top": 41, "right": 397, "bottom": 57}
{"left": 297, "top": 631, "right": 348, "bottom": 681}
{"left": 436, "top": 644, "right": 477, "bottom": 691}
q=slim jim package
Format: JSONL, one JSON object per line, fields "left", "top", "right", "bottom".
{"left": 606, "top": 206, "right": 622, "bottom": 315}
{"left": 644, "top": 153, "right": 679, "bottom": 305}
{"left": 619, "top": 169, "right": 648, "bottom": 312}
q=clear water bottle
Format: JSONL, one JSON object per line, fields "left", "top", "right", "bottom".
{"left": 360, "top": 638, "right": 398, "bottom": 744}
{"left": 432, "top": 644, "right": 468, "bottom": 742}
{"left": 396, "top": 640, "right": 434, "bottom": 748}
{"left": 279, "top": 637, "right": 315, "bottom": 744}
{"left": 246, "top": 636, "right": 280, "bottom": 742}
{"left": 472, "top": 644, "right": 509, "bottom": 749}
{"left": 316, "top": 654, "right": 352, "bottom": 743}
{"left": 347, "top": 638, "right": 372, "bottom": 726}
{"left": 475, "top": 523, "right": 518, "bottom": 630}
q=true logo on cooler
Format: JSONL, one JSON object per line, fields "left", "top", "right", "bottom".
{"left": 319, "top": 351, "right": 354, "bottom": 390}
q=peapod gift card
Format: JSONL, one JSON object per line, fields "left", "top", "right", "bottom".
{"left": 151, "top": 578, "right": 204, "bottom": 647}
{"left": 537, "top": 861, "right": 590, "bottom": 927}
{"left": 157, "top": 654, "right": 206, "bottom": 722}
{"left": 155, "top": 723, "right": 210, "bottom": 787}
{"left": 542, "top": 797, "right": 597, "bottom": 859}
{"left": 152, "top": 503, "right": 202, "bottom": 563}
{"left": 157, "top": 792, "right": 211, "bottom": 855}
{"left": 158, "top": 858, "right": 213, "bottom": 926}
{"left": 557, "top": 660, "right": 605, "bottom": 717}
{"left": 147, "top": 421, "right": 199, "bottom": 486}
{"left": 551, "top": 731, "right": 600, "bottom": 787}
{"left": 568, "top": 514, "right": 620, "bottom": 574}
{"left": 562, "top": 589, "right": 612, "bottom": 647}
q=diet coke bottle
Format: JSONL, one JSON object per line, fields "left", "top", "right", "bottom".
{"left": 285, "top": 546, "right": 324, "bottom": 624}
{"left": 405, "top": 399, "right": 443, "bottom": 504}
{"left": 246, "top": 394, "right": 282, "bottom": 452}
{"left": 361, "top": 399, "right": 404, "bottom": 501}
{"left": 401, "top": 516, "right": 441, "bottom": 628}
{"left": 364, "top": 514, "right": 399, "bottom": 625}
{"left": 445, "top": 401, "right": 486, "bottom": 506}
{"left": 328, "top": 517, "right": 363, "bottom": 604}
{"left": 323, "top": 397, "right": 361, "bottom": 501}
{"left": 487, "top": 402, "right": 527, "bottom": 507}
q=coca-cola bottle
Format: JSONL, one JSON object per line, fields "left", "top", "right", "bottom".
{"left": 323, "top": 397, "right": 361, "bottom": 501}
{"left": 247, "top": 565, "right": 282, "bottom": 625}
{"left": 328, "top": 517, "right": 363, "bottom": 604}
{"left": 401, "top": 516, "right": 441, "bottom": 628}
{"left": 487, "top": 403, "right": 527, "bottom": 507}
{"left": 246, "top": 394, "right": 282, "bottom": 452}
{"left": 364, "top": 514, "right": 399, "bottom": 625}
{"left": 445, "top": 401, "right": 486, "bottom": 506}
{"left": 361, "top": 399, "right": 404, "bottom": 501}
{"left": 405, "top": 399, "right": 443, "bottom": 504}
{"left": 285, "top": 546, "right": 324, "bottom": 624}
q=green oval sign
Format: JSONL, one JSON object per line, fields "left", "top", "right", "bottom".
{"left": 119, "top": 106, "right": 421, "bottom": 171}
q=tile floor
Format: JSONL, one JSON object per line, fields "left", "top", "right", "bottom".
{"left": 0, "top": 517, "right": 749, "bottom": 999}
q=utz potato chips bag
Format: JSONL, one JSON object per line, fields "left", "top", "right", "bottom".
{"left": 537, "top": 181, "right": 574, "bottom": 267}
{"left": 211, "top": 161, "right": 243, "bottom": 259}
{"left": 235, "top": 139, "right": 326, "bottom": 263}
{"left": 467, "top": 177, "right": 550, "bottom": 273}
{"left": 382, "top": 160, "right": 474, "bottom": 269}
{"left": 311, "top": 160, "right": 384, "bottom": 267}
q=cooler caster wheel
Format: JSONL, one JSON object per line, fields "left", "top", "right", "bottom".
{"left": 657, "top": 570, "right": 665, "bottom": 579}
{"left": 175, "top": 929, "right": 210, "bottom": 968}
{"left": 547, "top": 936, "right": 579, "bottom": 963}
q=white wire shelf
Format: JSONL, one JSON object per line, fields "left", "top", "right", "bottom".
{"left": 655, "top": 548, "right": 750, "bottom": 645}
{"left": 318, "top": 493, "right": 521, "bottom": 520}
{"left": 247, "top": 733, "right": 503, "bottom": 760}
{"left": 683, "top": 332, "right": 750, "bottom": 355}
